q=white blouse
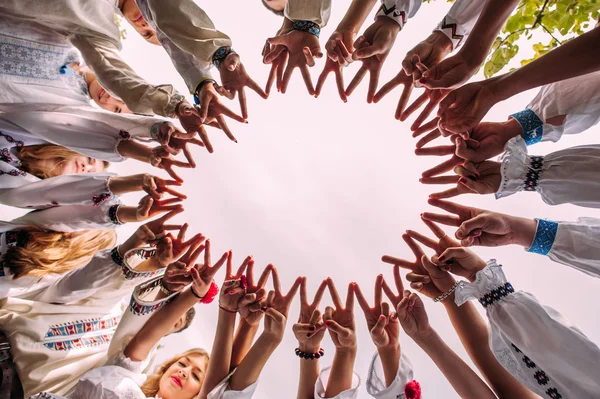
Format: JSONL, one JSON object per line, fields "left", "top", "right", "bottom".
{"left": 284, "top": 0, "right": 332, "bottom": 28}
{"left": 315, "top": 367, "right": 361, "bottom": 399}
{"left": 366, "top": 351, "right": 416, "bottom": 399}
{"left": 455, "top": 260, "right": 600, "bottom": 399}
{"left": 434, "top": 0, "right": 487, "bottom": 50}
{"left": 509, "top": 70, "right": 600, "bottom": 145}
{"left": 496, "top": 136, "right": 600, "bottom": 208}
{"left": 0, "top": 0, "right": 184, "bottom": 116}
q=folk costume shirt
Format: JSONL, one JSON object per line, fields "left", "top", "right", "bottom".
{"left": 315, "top": 367, "right": 361, "bottom": 399}
{"left": 0, "top": 248, "right": 166, "bottom": 397}
{"left": 455, "top": 261, "right": 600, "bottom": 399}
{"left": 434, "top": 0, "right": 488, "bottom": 50}
{"left": 509, "top": 70, "right": 600, "bottom": 146}
{"left": 497, "top": 137, "right": 600, "bottom": 208}
{"left": 0, "top": 0, "right": 184, "bottom": 116}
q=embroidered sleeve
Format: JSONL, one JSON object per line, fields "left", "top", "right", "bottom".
{"left": 119, "top": 247, "right": 163, "bottom": 280}
{"left": 509, "top": 109, "right": 544, "bottom": 146}
{"left": 434, "top": 0, "right": 486, "bottom": 50}
{"left": 285, "top": 0, "right": 332, "bottom": 28}
{"left": 547, "top": 217, "right": 600, "bottom": 279}
{"left": 376, "top": 0, "right": 422, "bottom": 30}
{"left": 526, "top": 219, "right": 558, "bottom": 256}
{"left": 454, "top": 260, "right": 512, "bottom": 307}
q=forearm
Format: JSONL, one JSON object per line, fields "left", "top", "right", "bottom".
{"left": 491, "top": 27, "right": 600, "bottom": 102}
{"left": 297, "top": 343, "right": 320, "bottom": 399}
{"left": 116, "top": 140, "right": 152, "bottom": 164}
{"left": 443, "top": 299, "right": 535, "bottom": 398}
{"left": 377, "top": 344, "right": 400, "bottom": 387}
{"left": 200, "top": 308, "right": 237, "bottom": 397}
{"left": 413, "top": 329, "right": 496, "bottom": 399}
{"left": 336, "top": 0, "right": 379, "bottom": 33}
{"left": 324, "top": 348, "right": 357, "bottom": 398}
{"left": 229, "top": 333, "right": 280, "bottom": 391}
{"left": 459, "top": 0, "right": 521, "bottom": 65}
{"left": 108, "top": 175, "right": 144, "bottom": 196}
{"left": 125, "top": 288, "right": 197, "bottom": 362}
{"left": 230, "top": 319, "right": 260, "bottom": 370}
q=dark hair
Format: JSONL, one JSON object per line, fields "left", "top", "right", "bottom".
{"left": 261, "top": 0, "right": 284, "bottom": 16}
{"left": 172, "top": 307, "right": 196, "bottom": 334}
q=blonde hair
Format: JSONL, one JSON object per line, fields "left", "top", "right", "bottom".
{"left": 141, "top": 348, "right": 210, "bottom": 397}
{"left": 15, "top": 144, "right": 109, "bottom": 179}
{"left": 3, "top": 228, "right": 117, "bottom": 279}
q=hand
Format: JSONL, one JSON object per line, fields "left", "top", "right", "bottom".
{"left": 346, "top": 17, "right": 401, "bottom": 103}
{"left": 438, "top": 79, "right": 499, "bottom": 137}
{"left": 265, "top": 30, "right": 323, "bottom": 95}
{"left": 396, "top": 291, "right": 432, "bottom": 339}
{"left": 423, "top": 198, "right": 537, "bottom": 248}
{"left": 315, "top": 30, "right": 356, "bottom": 102}
{"left": 153, "top": 121, "right": 199, "bottom": 155}
{"left": 414, "top": 133, "right": 480, "bottom": 178}
{"left": 167, "top": 136, "right": 203, "bottom": 168}
{"left": 294, "top": 277, "right": 328, "bottom": 351}
{"left": 155, "top": 224, "right": 205, "bottom": 267}
{"left": 189, "top": 239, "right": 229, "bottom": 297}
{"left": 162, "top": 238, "right": 206, "bottom": 292}
{"left": 431, "top": 246, "right": 487, "bottom": 282}
{"left": 373, "top": 70, "right": 413, "bottom": 119}
{"left": 149, "top": 147, "right": 193, "bottom": 182}
{"left": 354, "top": 275, "right": 400, "bottom": 349}
{"left": 419, "top": 51, "right": 480, "bottom": 90}
{"left": 263, "top": 40, "right": 289, "bottom": 96}
{"left": 141, "top": 174, "right": 186, "bottom": 200}
{"left": 219, "top": 251, "right": 253, "bottom": 312}
{"left": 323, "top": 279, "right": 356, "bottom": 350}
{"left": 402, "top": 31, "right": 453, "bottom": 81}
{"left": 218, "top": 54, "right": 268, "bottom": 119}
{"left": 453, "top": 120, "right": 523, "bottom": 163}
{"left": 424, "top": 160, "right": 501, "bottom": 199}
{"left": 133, "top": 195, "right": 183, "bottom": 223}
{"left": 131, "top": 207, "right": 183, "bottom": 246}
{"left": 175, "top": 101, "right": 208, "bottom": 141}
{"left": 401, "top": 86, "right": 450, "bottom": 131}
{"left": 238, "top": 262, "right": 272, "bottom": 326}
{"left": 262, "top": 268, "right": 302, "bottom": 342}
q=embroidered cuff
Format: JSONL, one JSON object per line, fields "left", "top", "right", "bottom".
{"left": 212, "top": 46, "right": 236, "bottom": 69}
{"left": 435, "top": 16, "right": 465, "bottom": 49}
{"left": 193, "top": 78, "right": 217, "bottom": 105}
{"left": 108, "top": 205, "right": 123, "bottom": 225}
{"left": 110, "top": 247, "right": 125, "bottom": 266}
{"left": 523, "top": 156, "right": 544, "bottom": 192}
{"left": 479, "top": 282, "right": 515, "bottom": 308}
{"left": 376, "top": 3, "right": 407, "bottom": 29}
{"left": 526, "top": 219, "right": 558, "bottom": 255}
{"left": 291, "top": 20, "right": 321, "bottom": 38}
{"left": 129, "top": 278, "right": 177, "bottom": 316}
{"left": 120, "top": 247, "right": 162, "bottom": 280}
{"left": 149, "top": 123, "right": 162, "bottom": 142}
{"left": 509, "top": 109, "right": 544, "bottom": 146}
{"left": 455, "top": 260, "right": 509, "bottom": 306}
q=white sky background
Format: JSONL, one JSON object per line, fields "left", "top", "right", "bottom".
{"left": 3, "top": 1, "right": 600, "bottom": 398}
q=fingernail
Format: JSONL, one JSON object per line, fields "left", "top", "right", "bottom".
{"left": 309, "top": 326, "right": 315, "bottom": 331}
{"left": 445, "top": 259, "right": 455, "bottom": 265}
{"left": 228, "top": 290, "right": 235, "bottom": 295}
{"left": 443, "top": 267, "right": 451, "bottom": 272}
{"left": 419, "top": 78, "right": 426, "bottom": 84}
{"left": 459, "top": 178, "right": 468, "bottom": 184}
{"left": 325, "top": 321, "right": 332, "bottom": 326}
{"left": 379, "top": 315, "right": 386, "bottom": 321}
{"left": 438, "top": 255, "right": 446, "bottom": 262}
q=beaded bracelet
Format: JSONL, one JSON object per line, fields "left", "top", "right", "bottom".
{"left": 159, "top": 278, "right": 176, "bottom": 296}
{"left": 295, "top": 347, "right": 324, "bottom": 360}
{"left": 212, "top": 46, "right": 236, "bottom": 69}
{"left": 433, "top": 281, "right": 459, "bottom": 303}
{"left": 291, "top": 20, "right": 321, "bottom": 38}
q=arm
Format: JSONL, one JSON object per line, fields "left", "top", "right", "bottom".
{"left": 412, "top": 329, "right": 497, "bottom": 399}
{"left": 70, "top": 35, "right": 184, "bottom": 116}
{"left": 125, "top": 287, "right": 198, "bottom": 362}
{"left": 336, "top": 0, "right": 379, "bottom": 34}
{"left": 497, "top": 139, "right": 600, "bottom": 208}
{"left": 436, "top": 0, "right": 489, "bottom": 50}
{"left": 230, "top": 319, "right": 260, "bottom": 370}
{"left": 298, "top": 350, "right": 320, "bottom": 399}
{"left": 228, "top": 329, "right": 280, "bottom": 392}
{"left": 455, "top": 260, "right": 600, "bottom": 398}
{"left": 324, "top": 348, "right": 357, "bottom": 398}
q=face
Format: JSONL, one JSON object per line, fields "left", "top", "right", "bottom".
{"left": 168, "top": 314, "right": 188, "bottom": 335}
{"left": 264, "top": 0, "right": 286, "bottom": 12}
{"left": 158, "top": 354, "right": 207, "bottom": 399}
{"left": 38, "top": 155, "right": 106, "bottom": 176}
{"left": 87, "top": 75, "right": 132, "bottom": 114}
{"left": 121, "top": 0, "right": 160, "bottom": 45}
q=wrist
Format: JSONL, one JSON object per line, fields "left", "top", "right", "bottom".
{"left": 299, "top": 342, "right": 322, "bottom": 353}
{"left": 116, "top": 206, "right": 136, "bottom": 224}
{"left": 377, "top": 342, "right": 400, "bottom": 355}
{"left": 335, "top": 345, "right": 357, "bottom": 357}
{"left": 511, "top": 217, "right": 538, "bottom": 248}
{"left": 430, "top": 30, "right": 453, "bottom": 52}
{"left": 260, "top": 331, "right": 283, "bottom": 348}
{"left": 410, "top": 327, "right": 437, "bottom": 345}
{"left": 486, "top": 73, "right": 514, "bottom": 103}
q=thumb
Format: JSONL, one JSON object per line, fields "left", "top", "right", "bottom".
{"left": 355, "top": 42, "right": 385, "bottom": 59}
{"left": 371, "top": 315, "right": 387, "bottom": 339}
{"left": 138, "top": 196, "right": 153, "bottom": 216}
{"left": 456, "top": 214, "right": 488, "bottom": 239}
{"left": 224, "top": 53, "right": 240, "bottom": 71}
{"left": 454, "top": 137, "right": 478, "bottom": 161}
{"left": 267, "top": 35, "right": 286, "bottom": 46}
{"left": 325, "top": 319, "right": 346, "bottom": 336}
{"left": 421, "top": 255, "right": 446, "bottom": 278}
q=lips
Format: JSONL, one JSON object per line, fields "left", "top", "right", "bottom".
{"left": 133, "top": 13, "right": 145, "bottom": 23}
{"left": 171, "top": 375, "right": 182, "bottom": 388}
{"left": 97, "top": 87, "right": 106, "bottom": 101}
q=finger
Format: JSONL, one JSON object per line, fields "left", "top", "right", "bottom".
{"left": 415, "top": 145, "right": 455, "bottom": 156}
{"left": 345, "top": 67, "right": 367, "bottom": 96}
{"left": 155, "top": 207, "right": 184, "bottom": 224}
{"left": 280, "top": 63, "right": 295, "bottom": 94}
{"left": 400, "top": 92, "right": 428, "bottom": 121}
{"left": 303, "top": 47, "right": 316, "bottom": 67}
{"left": 373, "top": 77, "right": 399, "bottom": 103}
{"left": 395, "top": 83, "right": 413, "bottom": 119}
{"left": 345, "top": 283, "right": 354, "bottom": 311}
{"left": 421, "top": 212, "right": 461, "bottom": 227}
{"left": 371, "top": 313, "right": 387, "bottom": 338}
{"left": 256, "top": 264, "right": 273, "bottom": 289}
{"left": 334, "top": 68, "right": 347, "bottom": 102}
{"left": 216, "top": 115, "right": 237, "bottom": 143}
{"left": 215, "top": 85, "right": 235, "bottom": 100}
{"left": 382, "top": 278, "right": 398, "bottom": 303}
{"left": 265, "top": 64, "right": 277, "bottom": 96}
{"left": 456, "top": 214, "right": 489, "bottom": 240}
{"left": 374, "top": 274, "right": 383, "bottom": 307}
{"left": 337, "top": 40, "right": 353, "bottom": 65}
{"left": 314, "top": 67, "right": 330, "bottom": 97}
{"left": 197, "top": 127, "right": 214, "bottom": 154}
{"left": 353, "top": 283, "right": 371, "bottom": 314}
{"left": 413, "top": 118, "right": 440, "bottom": 138}
{"left": 285, "top": 276, "right": 303, "bottom": 301}
{"left": 406, "top": 229, "right": 438, "bottom": 250}
{"left": 216, "top": 103, "right": 246, "bottom": 124}
{"left": 429, "top": 187, "right": 463, "bottom": 199}
{"left": 427, "top": 198, "right": 471, "bottom": 218}
{"left": 421, "top": 217, "right": 448, "bottom": 240}
{"left": 163, "top": 166, "right": 184, "bottom": 183}
{"left": 238, "top": 88, "right": 248, "bottom": 120}
{"left": 411, "top": 101, "right": 439, "bottom": 131}
{"left": 300, "top": 65, "right": 315, "bottom": 95}
{"left": 265, "top": 44, "right": 285, "bottom": 63}
{"left": 308, "top": 309, "right": 321, "bottom": 326}
{"left": 421, "top": 155, "right": 463, "bottom": 178}
{"left": 300, "top": 277, "right": 308, "bottom": 305}
{"left": 323, "top": 306, "right": 334, "bottom": 322}
{"left": 454, "top": 136, "right": 480, "bottom": 161}
{"left": 402, "top": 234, "right": 425, "bottom": 259}
{"left": 326, "top": 278, "right": 342, "bottom": 309}
{"left": 161, "top": 186, "right": 187, "bottom": 199}
{"left": 138, "top": 196, "right": 153, "bottom": 216}
{"left": 366, "top": 69, "right": 380, "bottom": 104}
{"left": 176, "top": 223, "right": 188, "bottom": 242}
{"left": 312, "top": 279, "right": 328, "bottom": 308}
{"left": 246, "top": 77, "right": 268, "bottom": 99}
{"left": 419, "top": 175, "right": 460, "bottom": 185}
{"left": 406, "top": 272, "right": 431, "bottom": 284}
{"left": 276, "top": 56, "right": 286, "bottom": 92}
{"left": 270, "top": 265, "right": 281, "bottom": 293}
{"left": 381, "top": 301, "right": 390, "bottom": 318}
{"left": 381, "top": 255, "right": 415, "bottom": 269}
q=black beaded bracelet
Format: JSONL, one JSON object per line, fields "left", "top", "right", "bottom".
{"left": 295, "top": 347, "right": 324, "bottom": 360}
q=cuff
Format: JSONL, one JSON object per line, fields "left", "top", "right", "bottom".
{"left": 108, "top": 205, "right": 123, "bottom": 225}
{"left": 496, "top": 137, "right": 545, "bottom": 199}
{"left": 435, "top": 16, "right": 465, "bottom": 49}
{"left": 454, "top": 260, "right": 514, "bottom": 308}
{"left": 212, "top": 46, "right": 236, "bottom": 68}
{"left": 206, "top": 370, "right": 259, "bottom": 399}
{"left": 129, "top": 276, "right": 177, "bottom": 316}
{"left": 376, "top": 1, "right": 407, "bottom": 29}
{"left": 120, "top": 247, "right": 164, "bottom": 281}
{"left": 315, "top": 366, "right": 361, "bottom": 399}
{"left": 366, "top": 351, "right": 419, "bottom": 399}
{"left": 509, "top": 109, "right": 544, "bottom": 146}
{"left": 291, "top": 20, "right": 321, "bottom": 37}
{"left": 526, "top": 219, "right": 558, "bottom": 256}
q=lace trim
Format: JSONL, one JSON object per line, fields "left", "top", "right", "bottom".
{"left": 43, "top": 333, "right": 112, "bottom": 351}
{"left": 509, "top": 109, "right": 544, "bottom": 146}
{"left": 110, "top": 247, "right": 124, "bottom": 266}
{"left": 291, "top": 21, "right": 321, "bottom": 38}
{"left": 526, "top": 219, "right": 558, "bottom": 255}
{"left": 524, "top": 156, "right": 544, "bottom": 192}
{"left": 92, "top": 192, "right": 112, "bottom": 206}
{"left": 479, "top": 282, "right": 514, "bottom": 308}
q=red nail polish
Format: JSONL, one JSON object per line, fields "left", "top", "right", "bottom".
{"left": 379, "top": 315, "right": 386, "bottom": 321}
{"left": 438, "top": 255, "right": 446, "bottom": 262}
{"left": 459, "top": 177, "right": 467, "bottom": 184}
{"left": 325, "top": 321, "right": 332, "bottom": 326}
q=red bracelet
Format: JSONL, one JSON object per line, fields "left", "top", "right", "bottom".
{"left": 219, "top": 305, "right": 237, "bottom": 314}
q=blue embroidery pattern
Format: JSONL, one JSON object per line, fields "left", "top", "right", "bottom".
{"left": 510, "top": 109, "right": 544, "bottom": 145}
{"left": 212, "top": 46, "right": 236, "bottom": 68}
{"left": 43, "top": 333, "right": 112, "bottom": 351}
{"left": 527, "top": 219, "right": 558, "bottom": 255}
{"left": 292, "top": 20, "right": 321, "bottom": 38}
{"left": 44, "top": 315, "right": 120, "bottom": 339}
{"left": 0, "top": 42, "right": 65, "bottom": 81}
{"left": 478, "top": 282, "right": 514, "bottom": 308}
{"left": 524, "top": 156, "right": 544, "bottom": 192}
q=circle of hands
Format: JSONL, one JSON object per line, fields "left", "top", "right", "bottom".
{"left": 132, "top": 15, "right": 542, "bottom": 350}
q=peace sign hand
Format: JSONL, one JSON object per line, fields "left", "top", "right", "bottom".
{"left": 293, "top": 278, "right": 328, "bottom": 351}
{"left": 134, "top": 195, "right": 183, "bottom": 223}
{"left": 219, "top": 251, "right": 253, "bottom": 312}
{"left": 141, "top": 174, "right": 186, "bottom": 200}
{"left": 396, "top": 292, "right": 432, "bottom": 339}
{"left": 162, "top": 238, "right": 206, "bottom": 293}
{"left": 315, "top": 30, "right": 356, "bottom": 102}
{"left": 354, "top": 275, "right": 400, "bottom": 349}
{"left": 323, "top": 279, "right": 356, "bottom": 350}
{"left": 373, "top": 69, "right": 413, "bottom": 120}
{"left": 218, "top": 54, "right": 268, "bottom": 120}
{"left": 149, "top": 147, "right": 193, "bottom": 182}
{"left": 424, "top": 160, "right": 501, "bottom": 200}
{"left": 155, "top": 224, "right": 205, "bottom": 267}
{"left": 238, "top": 262, "right": 273, "bottom": 326}
{"left": 262, "top": 268, "right": 302, "bottom": 343}
{"left": 189, "top": 239, "right": 229, "bottom": 298}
